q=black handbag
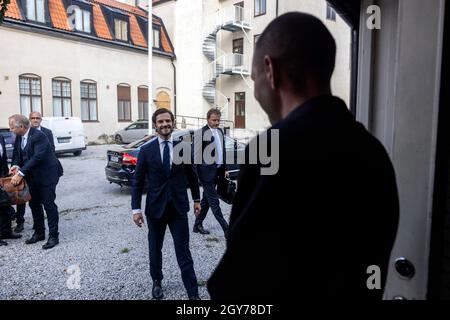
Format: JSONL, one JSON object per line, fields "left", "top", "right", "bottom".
{"left": 217, "top": 176, "right": 237, "bottom": 205}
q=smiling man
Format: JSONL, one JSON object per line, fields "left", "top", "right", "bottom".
{"left": 131, "top": 108, "right": 202, "bottom": 300}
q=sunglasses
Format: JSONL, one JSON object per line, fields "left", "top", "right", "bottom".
{"left": 30, "top": 117, "right": 41, "bottom": 120}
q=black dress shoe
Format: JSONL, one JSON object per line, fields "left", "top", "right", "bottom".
{"left": 0, "top": 240, "right": 7, "bottom": 246}
{"left": 42, "top": 237, "right": 59, "bottom": 250}
{"left": 0, "top": 232, "right": 22, "bottom": 240}
{"left": 14, "top": 223, "right": 24, "bottom": 233}
{"left": 152, "top": 280, "right": 164, "bottom": 300}
{"left": 25, "top": 233, "right": 45, "bottom": 244}
{"left": 188, "top": 295, "right": 201, "bottom": 300}
{"left": 193, "top": 225, "right": 210, "bottom": 235}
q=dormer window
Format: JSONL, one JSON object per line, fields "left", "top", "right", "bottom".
{"left": 75, "top": 9, "right": 91, "bottom": 33}
{"left": 152, "top": 27, "right": 160, "bottom": 49}
{"left": 114, "top": 19, "right": 128, "bottom": 41}
{"left": 27, "top": 0, "right": 46, "bottom": 23}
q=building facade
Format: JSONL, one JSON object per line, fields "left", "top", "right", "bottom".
{"left": 0, "top": 0, "right": 175, "bottom": 142}
{"left": 153, "top": 0, "right": 351, "bottom": 138}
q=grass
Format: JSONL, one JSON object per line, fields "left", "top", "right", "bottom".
{"left": 197, "top": 280, "right": 207, "bottom": 287}
{"left": 120, "top": 248, "right": 130, "bottom": 254}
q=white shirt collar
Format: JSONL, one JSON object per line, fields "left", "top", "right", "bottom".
{"left": 37, "top": 126, "right": 41, "bottom": 131}
{"left": 158, "top": 135, "right": 173, "bottom": 145}
{"left": 23, "top": 127, "right": 31, "bottom": 140}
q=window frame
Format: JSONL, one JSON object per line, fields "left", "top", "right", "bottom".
{"left": 138, "top": 86, "right": 149, "bottom": 121}
{"left": 117, "top": 84, "right": 132, "bottom": 122}
{"left": 52, "top": 77, "right": 73, "bottom": 117}
{"left": 254, "top": 0, "right": 266, "bottom": 17}
{"left": 114, "top": 18, "right": 129, "bottom": 42}
{"left": 25, "top": 0, "right": 46, "bottom": 23}
{"left": 80, "top": 80, "right": 98, "bottom": 122}
{"left": 152, "top": 25, "right": 161, "bottom": 49}
{"left": 19, "top": 74, "right": 43, "bottom": 116}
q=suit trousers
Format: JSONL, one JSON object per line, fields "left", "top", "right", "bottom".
{"left": 0, "top": 205, "right": 13, "bottom": 236}
{"left": 147, "top": 201, "right": 198, "bottom": 297}
{"left": 194, "top": 181, "right": 229, "bottom": 233}
{"left": 16, "top": 203, "right": 26, "bottom": 225}
{"left": 28, "top": 179, "right": 59, "bottom": 237}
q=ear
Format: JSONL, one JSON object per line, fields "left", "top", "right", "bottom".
{"left": 263, "top": 55, "right": 278, "bottom": 90}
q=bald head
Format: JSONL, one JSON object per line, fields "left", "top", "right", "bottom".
{"left": 253, "top": 12, "right": 336, "bottom": 91}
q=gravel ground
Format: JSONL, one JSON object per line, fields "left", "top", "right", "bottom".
{"left": 0, "top": 145, "right": 230, "bottom": 300}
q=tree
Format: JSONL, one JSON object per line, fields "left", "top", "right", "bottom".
{"left": 0, "top": 0, "right": 11, "bottom": 25}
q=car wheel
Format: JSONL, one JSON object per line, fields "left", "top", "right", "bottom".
{"left": 115, "top": 135, "right": 123, "bottom": 144}
{"left": 73, "top": 150, "right": 82, "bottom": 156}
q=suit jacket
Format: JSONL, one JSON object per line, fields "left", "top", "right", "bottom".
{"left": 132, "top": 138, "right": 201, "bottom": 219}
{"left": 207, "top": 96, "right": 400, "bottom": 300}
{"left": 40, "top": 126, "right": 55, "bottom": 153}
{"left": 193, "top": 125, "right": 227, "bottom": 183}
{"left": 0, "top": 136, "right": 8, "bottom": 178}
{"left": 12, "top": 127, "right": 63, "bottom": 186}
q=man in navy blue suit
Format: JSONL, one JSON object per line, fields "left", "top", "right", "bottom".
{"left": 192, "top": 109, "right": 229, "bottom": 238}
{"left": 14, "top": 111, "right": 57, "bottom": 233}
{"left": 132, "top": 108, "right": 201, "bottom": 300}
{"left": 9, "top": 114, "right": 63, "bottom": 250}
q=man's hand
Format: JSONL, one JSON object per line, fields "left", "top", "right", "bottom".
{"left": 224, "top": 171, "right": 230, "bottom": 178}
{"left": 11, "top": 173, "right": 23, "bottom": 186}
{"left": 133, "top": 213, "right": 145, "bottom": 228}
{"left": 9, "top": 165, "right": 19, "bottom": 175}
{"left": 194, "top": 202, "right": 201, "bottom": 217}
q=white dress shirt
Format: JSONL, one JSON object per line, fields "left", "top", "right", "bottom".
{"left": 208, "top": 126, "right": 223, "bottom": 166}
{"left": 132, "top": 135, "right": 174, "bottom": 215}
{"left": 17, "top": 127, "right": 31, "bottom": 177}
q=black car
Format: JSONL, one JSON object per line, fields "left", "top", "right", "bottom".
{"left": 0, "top": 128, "right": 15, "bottom": 164}
{"left": 105, "top": 129, "right": 245, "bottom": 187}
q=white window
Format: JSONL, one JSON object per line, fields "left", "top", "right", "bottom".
{"left": 27, "top": 0, "right": 45, "bottom": 23}
{"left": 75, "top": 9, "right": 91, "bottom": 33}
{"left": 19, "top": 75, "right": 42, "bottom": 116}
{"left": 114, "top": 19, "right": 128, "bottom": 41}
{"left": 254, "top": 0, "right": 266, "bottom": 16}
{"left": 153, "top": 28, "right": 161, "bottom": 49}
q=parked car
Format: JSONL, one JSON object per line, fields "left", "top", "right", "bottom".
{"left": 0, "top": 128, "right": 15, "bottom": 163}
{"left": 105, "top": 129, "right": 245, "bottom": 187}
{"left": 114, "top": 120, "right": 149, "bottom": 144}
{"left": 41, "top": 117, "right": 86, "bottom": 156}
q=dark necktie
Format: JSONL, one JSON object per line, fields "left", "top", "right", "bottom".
{"left": 163, "top": 141, "right": 171, "bottom": 178}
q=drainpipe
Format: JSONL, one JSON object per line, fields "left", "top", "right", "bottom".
{"left": 171, "top": 57, "right": 177, "bottom": 117}
{"left": 276, "top": 0, "right": 279, "bottom": 17}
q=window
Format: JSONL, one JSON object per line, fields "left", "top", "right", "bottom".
{"left": 233, "top": 38, "right": 244, "bottom": 67}
{"left": 155, "top": 91, "right": 171, "bottom": 109}
{"left": 81, "top": 81, "right": 97, "bottom": 121}
{"left": 114, "top": 19, "right": 128, "bottom": 41}
{"left": 19, "top": 75, "right": 42, "bottom": 116}
{"left": 75, "top": 9, "right": 91, "bottom": 33}
{"left": 326, "top": 4, "right": 337, "bottom": 21}
{"left": 235, "top": 92, "right": 245, "bottom": 129}
{"left": 254, "top": 0, "right": 266, "bottom": 17}
{"left": 153, "top": 27, "right": 161, "bottom": 49}
{"left": 138, "top": 86, "right": 149, "bottom": 120}
{"left": 52, "top": 78, "right": 72, "bottom": 117}
{"left": 117, "top": 85, "right": 131, "bottom": 121}
{"left": 26, "top": 0, "right": 45, "bottom": 23}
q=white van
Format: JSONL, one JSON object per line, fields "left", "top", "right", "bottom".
{"left": 41, "top": 117, "right": 86, "bottom": 156}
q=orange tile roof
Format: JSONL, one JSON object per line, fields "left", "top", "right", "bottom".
{"left": 129, "top": 14, "right": 147, "bottom": 47}
{"left": 4, "top": 0, "right": 23, "bottom": 20}
{"left": 89, "top": 0, "right": 148, "bottom": 18}
{"left": 92, "top": 3, "right": 113, "bottom": 40}
{"left": 48, "top": 0, "right": 71, "bottom": 31}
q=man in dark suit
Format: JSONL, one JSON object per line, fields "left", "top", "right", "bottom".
{"left": 14, "top": 111, "right": 56, "bottom": 233}
{"left": 0, "top": 135, "right": 22, "bottom": 245}
{"left": 207, "top": 13, "right": 399, "bottom": 300}
{"left": 9, "top": 114, "right": 63, "bottom": 250}
{"left": 132, "top": 108, "right": 201, "bottom": 300}
{"left": 192, "top": 109, "right": 229, "bottom": 237}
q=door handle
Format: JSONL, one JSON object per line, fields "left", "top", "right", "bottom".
{"left": 395, "top": 257, "right": 416, "bottom": 279}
